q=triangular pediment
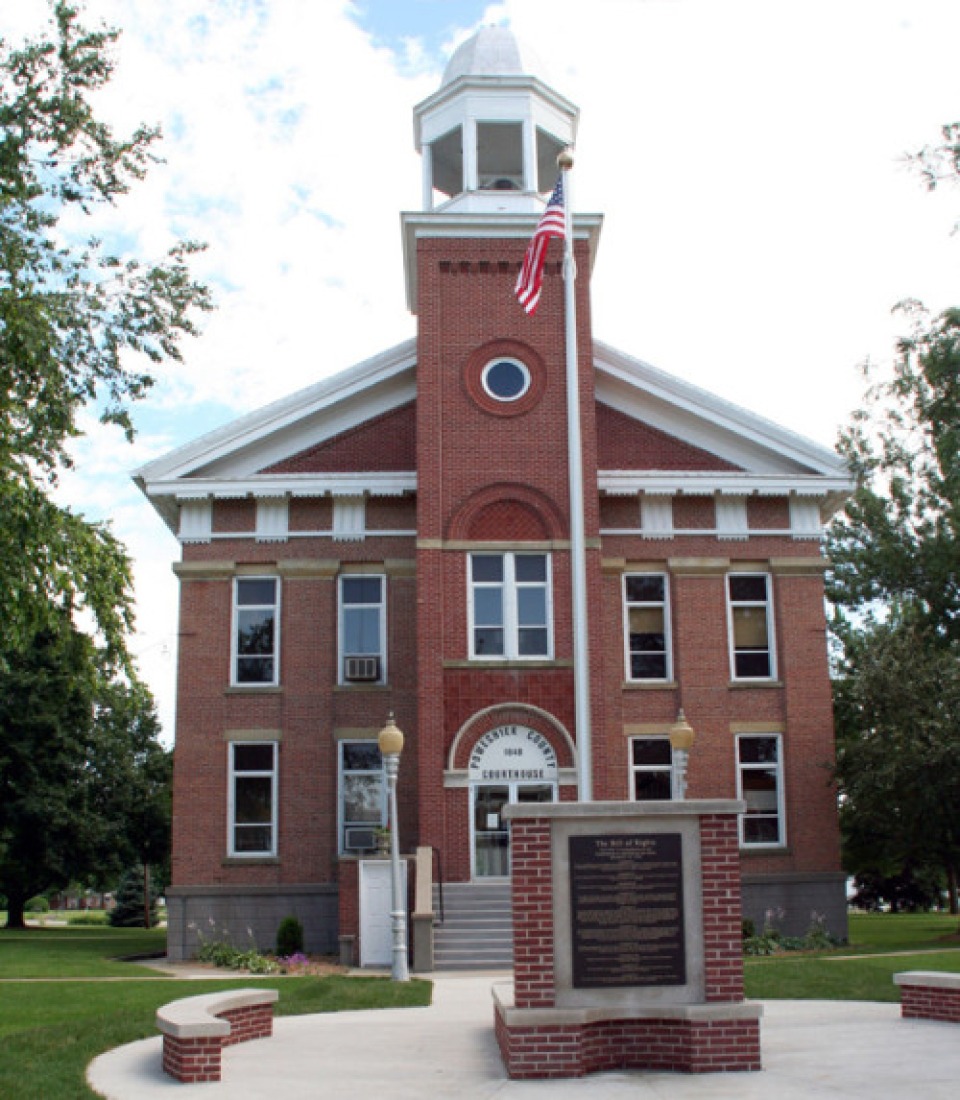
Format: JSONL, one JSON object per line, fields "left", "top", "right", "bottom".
{"left": 597, "top": 403, "right": 742, "bottom": 473}
{"left": 261, "top": 402, "right": 416, "bottom": 475}
{"left": 134, "top": 334, "right": 851, "bottom": 534}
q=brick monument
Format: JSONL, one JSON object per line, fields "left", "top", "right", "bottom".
{"left": 494, "top": 800, "right": 762, "bottom": 1078}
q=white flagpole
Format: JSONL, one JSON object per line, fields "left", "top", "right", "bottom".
{"left": 559, "top": 150, "right": 593, "bottom": 802}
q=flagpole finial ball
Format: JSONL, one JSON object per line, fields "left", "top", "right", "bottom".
{"left": 558, "top": 149, "right": 574, "bottom": 170}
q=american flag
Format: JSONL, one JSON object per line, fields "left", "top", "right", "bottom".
{"left": 514, "top": 176, "right": 566, "bottom": 315}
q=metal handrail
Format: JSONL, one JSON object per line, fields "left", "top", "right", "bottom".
{"left": 430, "top": 845, "right": 444, "bottom": 924}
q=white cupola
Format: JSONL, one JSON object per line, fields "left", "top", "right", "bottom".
{"left": 413, "top": 25, "right": 578, "bottom": 214}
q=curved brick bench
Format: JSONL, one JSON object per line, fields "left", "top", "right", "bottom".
{"left": 157, "top": 988, "right": 279, "bottom": 1083}
{"left": 894, "top": 972, "right": 960, "bottom": 1024}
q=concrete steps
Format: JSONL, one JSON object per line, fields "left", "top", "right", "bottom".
{"left": 432, "top": 882, "right": 513, "bottom": 970}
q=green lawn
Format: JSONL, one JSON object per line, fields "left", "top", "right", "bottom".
{"left": 0, "top": 926, "right": 431, "bottom": 1099}
{"left": 743, "top": 911, "right": 960, "bottom": 1002}
{"left": 1, "top": 914, "right": 959, "bottom": 1098}
{"left": 0, "top": 927, "right": 167, "bottom": 978}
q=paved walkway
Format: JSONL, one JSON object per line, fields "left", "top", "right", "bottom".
{"left": 88, "top": 973, "right": 960, "bottom": 1099}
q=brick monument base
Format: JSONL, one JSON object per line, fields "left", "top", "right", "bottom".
{"left": 494, "top": 801, "right": 762, "bottom": 1078}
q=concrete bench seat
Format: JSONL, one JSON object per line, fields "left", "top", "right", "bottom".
{"left": 156, "top": 988, "right": 279, "bottom": 1083}
{"left": 894, "top": 971, "right": 960, "bottom": 1024}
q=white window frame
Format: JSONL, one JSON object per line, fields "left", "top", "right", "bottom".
{"left": 337, "top": 741, "right": 387, "bottom": 855}
{"left": 726, "top": 572, "right": 776, "bottom": 681}
{"left": 623, "top": 572, "right": 672, "bottom": 682}
{"left": 338, "top": 574, "right": 387, "bottom": 685}
{"left": 231, "top": 576, "right": 280, "bottom": 687}
{"left": 736, "top": 733, "right": 786, "bottom": 848}
{"left": 629, "top": 736, "right": 674, "bottom": 801}
{"left": 468, "top": 552, "right": 553, "bottom": 660}
{"left": 227, "top": 741, "right": 278, "bottom": 857}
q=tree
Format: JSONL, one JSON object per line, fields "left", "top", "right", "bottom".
{"left": 109, "top": 864, "right": 159, "bottom": 929}
{"left": 0, "top": 2, "right": 210, "bottom": 654}
{"left": 827, "top": 303, "right": 960, "bottom": 642}
{"left": 0, "top": 612, "right": 171, "bottom": 929}
{"left": 84, "top": 676, "right": 172, "bottom": 928}
{"left": 826, "top": 289, "right": 960, "bottom": 914}
{"left": 0, "top": 613, "right": 98, "bottom": 928}
{"left": 833, "top": 619, "right": 960, "bottom": 912}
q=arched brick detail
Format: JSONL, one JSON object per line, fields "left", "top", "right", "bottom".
{"left": 466, "top": 499, "right": 547, "bottom": 540}
{"left": 449, "top": 705, "right": 576, "bottom": 771}
{"left": 447, "top": 482, "right": 565, "bottom": 541}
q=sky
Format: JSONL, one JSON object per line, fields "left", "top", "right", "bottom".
{"left": 3, "top": 0, "right": 958, "bottom": 741}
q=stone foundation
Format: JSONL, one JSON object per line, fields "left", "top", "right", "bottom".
{"left": 165, "top": 884, "right": 338, "bottom": 961}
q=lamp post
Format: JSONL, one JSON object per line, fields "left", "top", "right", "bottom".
{"left": 669, "top": 710, "right": 696, "bottom": 800}
{"left": 378, "top": 714, "right": 409, "bottom": 981}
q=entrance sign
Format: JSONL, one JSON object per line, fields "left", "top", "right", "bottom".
{"left": 569, "top": 833, "right": 685, "bottom": 988}
{"left": 468, "top": 725, "right": 558, "bottom": 782}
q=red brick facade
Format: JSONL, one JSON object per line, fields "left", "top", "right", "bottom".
{"left": 144, "top": 32, "right": 848, "bottom": 964}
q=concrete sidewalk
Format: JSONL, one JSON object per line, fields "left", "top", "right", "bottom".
{"left": 88, "top": 974, "right": 960, "bottom": 1099}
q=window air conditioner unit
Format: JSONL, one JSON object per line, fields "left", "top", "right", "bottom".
{"left": 344, "top": 656, "right": 380, "bottom": 682}
{"left": 344, "top": 826, "right": 378, "bottom": 853}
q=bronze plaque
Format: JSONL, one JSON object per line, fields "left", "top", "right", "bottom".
{"left": 569, "top": 833, "right": 686, "bottom": 988}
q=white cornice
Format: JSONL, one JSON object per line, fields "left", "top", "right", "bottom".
{"left": 599, "top": 471, "right": 851, "bottom": 510}
{"left": 149, "top": 473, "right": 417, "bottom": 500}
{"left": 133, "top": 338, "right": 416, "bottom": 486}
{"left": 143, "top": 473, "right": 417, "bottom": 534}
{"left": 595, "top": 339, "right": 849, "bottom": 480}
{"left": 400, "top": 210, "right": 603, "bottom": 313}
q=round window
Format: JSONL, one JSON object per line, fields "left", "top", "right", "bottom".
{"left": 482, "top": 358, "right": 530, "bottom": 402}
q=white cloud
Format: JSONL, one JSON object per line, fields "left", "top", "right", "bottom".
{"left": 7, "top": 0, "right": 960, "bottom": 740}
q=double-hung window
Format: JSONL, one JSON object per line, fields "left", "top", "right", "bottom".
{"left": 338, "top": 741, "right": 386, "bottom": 854}
{"left": 624, "top": 573, "right": 671, "bottom": 681}
{"left": 727, "top": 573, "right": 776, "bottom": 680}
{"left": 629, "top": 737, "right": 673, "bottom": 800}
{"left": 228, "top": 742, "right": 278, "bottom": 856}
{"left": 339, "top": 575, "right": 386, "bottom": 684}
{"left": 233, "top": 577, "right": 279, "bottom": 685}
{"left": 736, "top": 734, "right": 784, "bottom": 847}
{"left": 469, "top": 552, "right": 551, "bottom": 659}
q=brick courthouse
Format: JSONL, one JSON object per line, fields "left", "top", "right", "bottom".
{"left": 136, "top": 27, "right": 852, "bottom": 963}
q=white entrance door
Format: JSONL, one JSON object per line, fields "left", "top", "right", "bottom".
{"left": 358, "top": 859, "right": 407, "bottom": 967}
{"left": 468, "top": 724, "right": 560, "bottom": 878}
{"left": 471, "top": 781, "right": 556, "bottom": 878}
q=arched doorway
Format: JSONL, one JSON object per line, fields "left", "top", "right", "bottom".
{"left": 468, "top": 724, "right": 558, "bottom": 879}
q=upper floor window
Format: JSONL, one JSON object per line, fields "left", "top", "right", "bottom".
{"left": 623, "top": 573, "right": 671, "bottom": 680}
{"left": 228, "top": 741, "right": 278, "bottom": 856}
{"left": 338, "top": 741, "right": 386, "bottom": 854}
{"left": 727, "top": 573, "right": 776, "bottom": 680}
{"left": 339, "top": 575, "right": 386, "bottom": 684}
{"left": 233, "top": 577, "right": 279, "bottom": 686}
{"left": 629, "top": 737, "right": 673, "bottom": 800}
{"left": 469, "top": 552, "right": 551, "bottom": 659}
{"left": 736, "top": 734, "right": 785, "bottom": 847}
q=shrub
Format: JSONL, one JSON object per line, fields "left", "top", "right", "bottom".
{"left": 276, "top": 915, "right": 304, "bottom": 957}
{"left": 25, "top": 896, "right": 50, "bottom": 913}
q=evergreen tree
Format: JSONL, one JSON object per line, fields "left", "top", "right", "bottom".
{"left": 109, "top": 863, "right": 158, "bottom": 928}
